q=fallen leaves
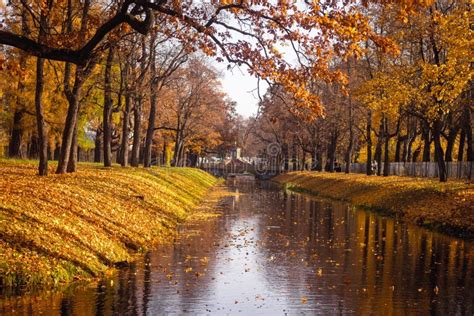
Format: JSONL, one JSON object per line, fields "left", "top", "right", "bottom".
{"left": 274, "top": 172, "right": 474, "bottom": 236}
{"left": 0, "top": 160, "right": 218, "bottom": 290}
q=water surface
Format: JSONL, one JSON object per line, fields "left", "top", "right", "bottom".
{"left": 1, "top": 181, "right": 473, "bottom": 315}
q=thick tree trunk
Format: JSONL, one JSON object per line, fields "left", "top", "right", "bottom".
{"left": 444, "top": 127, "right": 458, "bottom": 162}
{"left": 94, "top": 128, "right": 101, "bottom": 163}
{"left": 433, "top": 120, "right": 447, "bottom": 182}
{"left": 34, "top": 57, "right": 48, "bottom": 175}
{"left": 8, "top": 110, "right": 24, "bottom": 158}
{"left": 172, "top": 132, "right": 184, "bottom": 167}
{"left": 131, "top": 98, "right": 142, "bottom": 167}
{"left": 56, "top": 90, "right": 81, "bottom": 174}
{"left": 66, "top": 119, "right": 79, "bottom": 173}
{"left": 144, "top": 37, "right": 157, "bottom": 168}
{"left": 143, "top": 87, "right": 157, "bottom": 167}
{"left": 395, "top": 124, "right": 403, "bottom": 163}
{"left": 33, "top": 3, "right": 50, "bottom": 175}
{"left": 178, "top": 142, "right": 185, "bottom": 167}
{"left": 463, "top": 106, "right": 473, "bottom": 162}
{"left": 56, "top": 0, "right": 91, "bottom": 174}
{"left": 458, "top": 128, "right": 466, "bottom": 162}
{"left": 103, "top": 46, "right": 114, "bottom": 167}
{"left": 162, "top": 140, "right": 168, "bottom": 166}
{"left": 463, "top": 104, "right": 473, "bottom": 179}
{"left": 366, "top": 110, "right": 373, "bottom": 175}
{"left": 422, "top": 123, "right": 431, "bottom": 162}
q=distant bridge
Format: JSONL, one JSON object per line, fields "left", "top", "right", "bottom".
{"left": 200, "top": 159, "right": 279, "bottom": 180}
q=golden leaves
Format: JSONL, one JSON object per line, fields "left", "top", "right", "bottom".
{"left": 0, "top": 160, "right": 218, "bottom": 289}
{"left": 274, "top": 171, "right": 474, "bottom": 234}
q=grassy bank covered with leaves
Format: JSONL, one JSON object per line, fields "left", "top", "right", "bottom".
{"left": 0, "top": 160, "right": 217, "bottom": 291}
{"left": 274, "top": 172, "right": 474, "bottom": 238}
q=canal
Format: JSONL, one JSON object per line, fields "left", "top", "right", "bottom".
{"left": 1, "top": 181, "right": 473, "bottom": 315}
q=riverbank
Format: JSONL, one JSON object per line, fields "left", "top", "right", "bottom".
{"left": 0, "top": 160, "right": 218, "bottom": 292}
{"left": 274, "top": 172, "right": 474, "bottom": 238}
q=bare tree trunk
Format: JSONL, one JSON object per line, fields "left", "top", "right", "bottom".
{"left": 433, "top": 119, "right": 447, "bottom": 182}
{"left": 103, "top": 46, "right": 114, "bottom": 167}
{"left": 131, "top": 98, "right": 142, "bottom": 167}
{"left": 444, "top": 127, "right": 458, "bottom": 162}
{"left": 162, "top": 140, "right": 168, "bottom": 166}
{"left": 144, "top": 36, "right": 158, "bottom": 168}
{"left": 172, "top": 132, "right": 182, "bottom": 167}
{"left": 56, "top": 89, "right": 81, "bottom": 174}
{"left": 422, "top": 122, "right": 431, "bottom": 162}
{"left": 458, "top": 128, "right": 466, "bottom": 161}
{"left": 56, "top": 0, "right": 91, "bottom": 174}
{"left": 67, "top": 120, "right": 79, "bottom": 173}
{"left": 34, "top": 57, "right": 48, "bottom": 175}
{"left": 8, "top": 110, "right": 24, "bottom": 158}
{"left": 463, "top": 105, "right": 473, "bottom": 162}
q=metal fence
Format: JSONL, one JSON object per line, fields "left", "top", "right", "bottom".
{"left": 344, "top": 161, "right": 473, "bottom": 180}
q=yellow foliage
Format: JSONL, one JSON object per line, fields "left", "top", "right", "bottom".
{"left": 0, "top": 160, "right": 217, "bottom": 290}
{"left": 274, "top": 171, "right": 474, "bottom": 236}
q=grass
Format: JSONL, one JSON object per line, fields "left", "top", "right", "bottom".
{"left": 0, "top": 159, "right": 218, "bottom": 292}
{"left": 274, "top": 171, "right": 474, "bottom": 238}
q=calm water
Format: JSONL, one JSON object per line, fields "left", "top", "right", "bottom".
{"left": 1, "top": 181, "right": 473, "bottom": 315}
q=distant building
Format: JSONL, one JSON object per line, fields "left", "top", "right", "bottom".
{"left": 230, "top": 147, "right": 241, "bottom": 160}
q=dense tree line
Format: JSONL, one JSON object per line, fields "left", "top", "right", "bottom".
{"left": 250, "top": 0, "right": 472, "bottom": 182}
{"left": 0, "top": 0, "right": 470, "bottom": 183}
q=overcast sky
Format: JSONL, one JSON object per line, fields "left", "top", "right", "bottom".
{"left": 217, "top": 65, "right": 266, "bottom": 118}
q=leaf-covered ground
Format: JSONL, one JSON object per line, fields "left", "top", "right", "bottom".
{"left": 0, "top": 160, "right": 217, "bottom": 291}
{"left": 274, "top": 172, "right": 474, "bottom": 237}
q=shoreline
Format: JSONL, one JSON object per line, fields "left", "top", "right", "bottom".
{"left": 0, "top": 160, "right": 218, "bottom": 293}
{"left": 273, "top": 171, "right": 474, "bottom": 239}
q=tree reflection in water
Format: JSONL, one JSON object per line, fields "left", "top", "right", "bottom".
{"left": 1, "top": 182, "right": 473, "bottom": 315}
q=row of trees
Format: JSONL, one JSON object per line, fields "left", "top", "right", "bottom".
{"left": 1, "top": 0, "right": 406, "bottom": 175}
{"left": 250, "top": 0, "right": 472, "bottom": 182}
{"left": 1, "top": 37, "right": 236, "bottom": 166}
{"left": 0, "top": 1, "right": 469, "bottom": 182}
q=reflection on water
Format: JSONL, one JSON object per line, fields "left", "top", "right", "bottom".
{"left": 1, "top": 181, "right": 473, "bottom": 315}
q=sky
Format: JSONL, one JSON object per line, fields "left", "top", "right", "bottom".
{"left": 217, "top": 65, "right": 266, "bottom": 118}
